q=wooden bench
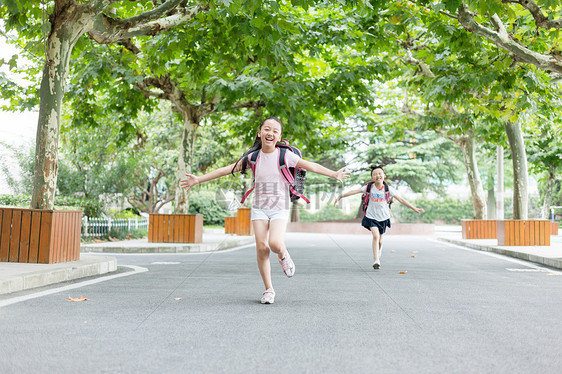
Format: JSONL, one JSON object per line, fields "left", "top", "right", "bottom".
{"left": 148, "top": 214, "right": 203, "bottom": 243}
{"left": 551, "top": 222, "right": 559, "bottom": 236}
{"left": 224, "top": 208, "right": 252, "bottom": 236}
{"left": 461, "top": 220, "right": 497, "bottom": 239}
{"left": 497, "top": 220, "right": 550, "bottom": 246}
{"left": 0, "top": 207, "right": 82, "bottom": 264}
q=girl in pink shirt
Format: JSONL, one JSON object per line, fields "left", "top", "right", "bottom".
{"left": 181, "top": 117, "right": 349, "bottom": 304}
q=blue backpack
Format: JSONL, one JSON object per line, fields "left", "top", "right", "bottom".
{"left": 240, "top": 140, "right": 309, "bottom": 204}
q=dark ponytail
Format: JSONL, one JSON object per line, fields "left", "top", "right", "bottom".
{"left": 231, "top": 117, "right": 283, "bottom": 175}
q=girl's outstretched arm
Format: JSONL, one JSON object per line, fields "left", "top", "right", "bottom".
{"left": 180, "top": 162, "right": 241, "bottom": 192}
{"left": 296, "top": 159, "right": 351, "bottom": 182}
{"left": 334, "top": 188, "right": 362, "bottom": 206}
{"left": 393, "top": 195, "right": 425, "bottom": 213}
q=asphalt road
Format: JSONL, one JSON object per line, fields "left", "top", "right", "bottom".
{"left": 1, "top": 233, "right": 561, "bottom": 374}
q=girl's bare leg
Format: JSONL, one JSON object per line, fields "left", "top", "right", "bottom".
{"left": 370, "top": 227, "right": 381, "bottom": 261}
{"left": 253, "top": 220, "right": 272, "bottom": 290}
{"left": 268, "top": 218, "right": 289, "bottom": 259}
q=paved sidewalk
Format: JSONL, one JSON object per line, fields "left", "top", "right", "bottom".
{"left": 0, "top": 255, "right": 117, "bottom": 295}
{"left": 436, "top": 226, "right": 562, "bottom": 270}
{"left": 80, "top": 229, "right": 254, "bottom": 254}
{"left": 0, "top": 229, "right": 254, "bottom": 295}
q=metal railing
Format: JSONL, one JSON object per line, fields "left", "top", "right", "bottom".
{"left": 81, "top": 216, "right": 148, "bottom": 238}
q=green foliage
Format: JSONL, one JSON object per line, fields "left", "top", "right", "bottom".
{"left": 0, "top": 194, "right": 103, "bottom": 216}
{"left": 107, "top": 209, "right": 141, "bottom": 219}
{"left": 0, "top": 194, "right": 30, "bottom": 207}
{"left": 392, "top": 197, "right": 473, "bottom": 224}
{"left": 53, "top": 196, "right": 104, "bottom": 217}
{"left": 0, "top": 141, "right": 34, "bottom": 195}
{"left": 187, "top": 189, "right": 230, "bottom": 226}
{"left": 299, "top": 204, "right": 355, "bottom": 222}
{"left": 106, "top": 227, "right": 147, "bottom": 241}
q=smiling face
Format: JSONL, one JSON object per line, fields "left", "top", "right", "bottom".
{"left": 371, "top": 167, "right": 385, "bottom": 184}
{"left": 258, "top": 118, "right": 282, "bottom": 151}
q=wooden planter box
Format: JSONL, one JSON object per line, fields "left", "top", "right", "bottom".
{"left": 224, "top": 208, "right": 252, "bottom": 236}
{"left": 0, "top": 207, "right": 82, "bottom": 264}
{"left": 551, "top": 222, "right": 559, "bottom": 236}
{"left": 148, "top": 214, "right": 203, "bottom": 243}
{"left": 497, "top": 220, "right": 550, "bottom": 246}
{"left": 461, "top": 220, "right": 497, "bottom": 239}
{"left": 225, "top": 216, "right": 235, "bottom": 234}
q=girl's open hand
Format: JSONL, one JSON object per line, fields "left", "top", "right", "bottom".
{"left": 334, "top": 167, "right": 351, "bottom": 183}
{"left": 180, "top": 174, "right": 200, "bottom": 191}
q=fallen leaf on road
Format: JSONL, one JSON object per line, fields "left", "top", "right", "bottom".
{"left": 399, "top": 271, "right": 408, "bottom": 274}
{"left": 412, "top": 251, "right": 418, "bottom": 253}
{"left": 67, "top": 296, "right": 90, "bottom": 302}
{"left": 411, "top": 255, "right": 416, "bottom": 258}
{"left": 391, "top": 250, "right": 395, "bottom": 253}
{"left": 174, "top": 298, "right": 182, "bottom": 301}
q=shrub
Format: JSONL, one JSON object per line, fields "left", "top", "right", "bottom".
{"left": 299, "top": 204, "right": 356, "bottom": 222}
{"left": 187, "top": 190, "right": 230, "bottom": 226}
{"left": 0, "top": 194, "right": 103, "bottom": 217}
{"left": 391, "top": 197, "right": 473, "bottom": 224}
{"left": 0, "top": 194, "right": 30, "bottom": 207}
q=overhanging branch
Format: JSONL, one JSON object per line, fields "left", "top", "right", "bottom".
{"left": 502, "top": 0, "right": 562, "bottom": 30}
{"left": 456, "top": 5, "right": 562, "bottom": 74}
{"left": 88, "top": 3, "right": 208, "bottom": 44}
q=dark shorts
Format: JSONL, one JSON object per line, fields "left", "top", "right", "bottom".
{"left": 362, "top": 217, "right": 391, "bottom": 235}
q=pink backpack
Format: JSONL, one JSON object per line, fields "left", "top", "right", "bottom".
{"left": 240, "top": 140, "right": 310, "bottom": 204}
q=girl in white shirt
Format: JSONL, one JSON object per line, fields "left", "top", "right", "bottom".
{"left": 181, "top": 117, "right": 349, "bottom": 304}
{"left": 334, "top": 166, "right": 424, "bottom": 270}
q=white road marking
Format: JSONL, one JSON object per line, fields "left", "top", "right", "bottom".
{"left": 84, "top": 243, "right": 256, "bottom": 256}
{"left": 506, "top": 268, "right": 545, "bottom": 272}
{"left": 0, "top": 265, "right": 148, "bottom": 308}
{"left": 433, "top": 239, "right": 562, "bottom": 275}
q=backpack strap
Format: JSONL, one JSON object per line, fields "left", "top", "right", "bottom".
{"left": 362, "top": 182, "right": 374, "bottom": 215}
{"left": 278, "top": 147, "right": 294, "bottom": 184}
{"left": 240, "top": 151, "right": 260, "bottom": 204}
{"left": 384, "top": 183, "right": 391, "bottom": 207}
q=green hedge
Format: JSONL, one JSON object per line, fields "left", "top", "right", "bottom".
{"left": 391, "top": 197, "right": 473, "bottom": 224}
{"left": 299, "top": 205, "right": 356, "bottom": 222}
{"left": 0, "top": 194, "right": 103, "bottom": 217}
{"left": 187, "top": 190, "right": 230, "bottom": 226}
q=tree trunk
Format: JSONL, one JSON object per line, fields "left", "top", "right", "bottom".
{"left": 290, "top": 200, "right": 300, "bottom": 222}
{"left": 456, "top": 136, "right": 487, "bottom": 219}
{"left": 496, "top": 146, "right": 505, "bottom": 220}
{"left": 31, "top": 5, "right": 90, "bottom": 209}
{"left": 175, "top": 114, "right": 198, "bottom": 213}
{"left": 541, "top": 167, "right": 555, "bottom": 219}
{"left": 504, "top": 121, "right": 528, "bottom": 219}
{"left": 487, "top": 188, "right": 496, "bottom": 219}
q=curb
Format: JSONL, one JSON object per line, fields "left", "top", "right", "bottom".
{"left": 80, "top": 236, "right": 255, "bottom": 254}
{"left": 438, "top": 237, "right": 562, "bottom": 270}
{"left": 0, "top": 255, "right": 117, "bottom": 295}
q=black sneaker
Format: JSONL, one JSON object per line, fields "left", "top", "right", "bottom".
{"left": 372, "top": 261, "right": 381, "bottom": 270}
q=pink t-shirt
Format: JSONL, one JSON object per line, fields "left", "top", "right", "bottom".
{"left": 252, "top": 148, "right": 300, "bottom": 210}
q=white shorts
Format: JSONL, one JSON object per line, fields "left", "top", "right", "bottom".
{"left": 251, "top": 208, "right": 290, "bottom": 221}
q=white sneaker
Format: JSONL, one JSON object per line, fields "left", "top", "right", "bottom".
{"left": 279, "top": 252, "right": 295, "bottom": 277}
{"left": 261, "top": 288, "right": 275, "bottom": 304}
{"left": 373, "top": 260, "right": 381, "bottom": 270}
